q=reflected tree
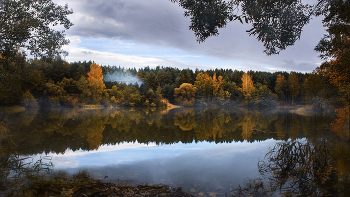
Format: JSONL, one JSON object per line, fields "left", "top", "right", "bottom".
{"left": 86, "top": 117, "right": 107, "bottom": 150}
{"left": 1, "top": 107, "right": 340, "bottom": 157}
{"left": 274, "top": 117, "right": 286, "bottom": 140}
{"left": 174, "top": 108, "right": 198, "bottom": 131}
{"left": 258, "top": 140, "right": 340, "bottom": 196}
{"left": 331, "top": 108, "right": 349, "bottom": 140}
{"left": 289, "top": 114, "right": 301, "bottom": 141}
{"left": 194, "top": 108, "right": 230, "bottom": 141}
{"left": 0, "top": 119, "right": 53, "bottom": 194}
{"left": 238, "top": 112, "right": 255, "bottom": 140}
{"left": 0, "top": 119, "right": 14, "bottom": 191}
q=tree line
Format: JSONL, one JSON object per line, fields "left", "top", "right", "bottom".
{"left": 0, "top": 54, "right": 344, "bottom": 110}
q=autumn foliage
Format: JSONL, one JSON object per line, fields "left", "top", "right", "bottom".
{"left": 195, "top": 72, "right": 223, "bottom": 100}
{"left": 87, "top": 63, "right": 106, "bottom": 103}
{"left": 331, "top": 108, "right": 349, "bottom": 139}
{"left": 0, "top": 57, "right": 345, "bottom": 109}
{"left": 239, "top": 73, "right": 255, "bottom": 104}
{"left": 174, "top": 83, "right": 197, "bottom": 106}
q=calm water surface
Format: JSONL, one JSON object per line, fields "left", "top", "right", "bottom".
{"left": 1, "top": 107, "right": 350, "bottom": 196}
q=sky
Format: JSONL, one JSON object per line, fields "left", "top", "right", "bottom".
{"left": 53, "top": 0, "right": 326, "bottom": 73}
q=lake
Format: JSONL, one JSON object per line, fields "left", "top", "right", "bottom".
{"left": 1, "top": 106, "right": 350, "bottom": 196}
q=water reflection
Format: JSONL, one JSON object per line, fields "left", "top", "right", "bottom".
{"left": 0, "top": 107, "right": 349, "bottom": 196}
{"left": 331, "top": 108, "right": 349, "bottom": 140}
{"left": 258, "top": 139, "right": 350, "bottom": 196}
{"left": 0, "top": 107, "right": 336, "bottom": 154}
{"left": 50, "top": 140, "right": 273, "bottom": 196}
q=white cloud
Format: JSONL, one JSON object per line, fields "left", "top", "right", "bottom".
{"left": 63, "top": 43, "right": 164, "bottom": 68}
{"left": 55, "top": 0, "right": 327, "bottom": 72}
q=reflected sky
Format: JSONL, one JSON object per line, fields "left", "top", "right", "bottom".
{"left": 28, "top": 139, "right": 278, "bottom": 195}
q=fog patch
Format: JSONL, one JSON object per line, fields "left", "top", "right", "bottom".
{"left": 104, "top": 72, "right": 143, "bottom": 85}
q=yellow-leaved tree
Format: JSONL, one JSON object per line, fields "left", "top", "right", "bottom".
{"left": 194, "top": 72, "right": 224, "bottom": 102}
{"left": 239, "top": 73, "right": 255, "bottom": 104}
{"left": 87, "top": 63, "right": 106, "bottom": 103}
{"left": 174, "top": 83, "right": 197, "bottom": 106}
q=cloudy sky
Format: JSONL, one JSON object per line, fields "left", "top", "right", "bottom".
{"left": 54, "top": 0, "right": 326, "bottom": 72}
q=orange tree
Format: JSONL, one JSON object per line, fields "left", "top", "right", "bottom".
{"left": 238, "top": 72, "right": 255, "bottom": 104}
{"left": 87, "top": 63, "right": 106, "bottom": 103}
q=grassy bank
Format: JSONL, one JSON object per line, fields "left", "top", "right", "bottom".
{"left": 2, "top": 170, "right": 193, "bottom": 197}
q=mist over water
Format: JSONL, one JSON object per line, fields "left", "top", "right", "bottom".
{"left": 104, "top": 72, "right": 143, "bottom": 85}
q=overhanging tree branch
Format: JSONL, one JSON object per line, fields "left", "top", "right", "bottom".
{"left": 0, "top": 0, "right": 73, "bottom": 60}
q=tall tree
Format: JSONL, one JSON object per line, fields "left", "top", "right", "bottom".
{"left": 0, "top": 0, "right": 73, "bottom": 60}
{"left": 87, "top": 63, "right": 106, "bottom": 103}
{"left": 239, "top": 72, "right": 255, "bottom": 104}
{"left": 275, "top": 74, "right": 288, "bottom": 104}
{"left": 144, "top": 73, "right": 160, "bottom": 91}
{"left": 212, "top": 73, "right": 223, "bottom": 98}
{"left": 195, "top": 72, "right": 213, "bottom": 99}
{"left": 288, "top": 72, "right": 301, "bottom": 105}
{"left": 315, "top": 0, "right": 350, "bottom": 104}
{"left": 194, "top": 72, "right": 223, "bottom": 102}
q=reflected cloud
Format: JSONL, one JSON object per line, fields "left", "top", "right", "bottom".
{"left": 49, "top": 140, "right": 275, "bottom": 194}
{"left": 54, "top": 141, "right": 158, "bottom": 157}
{"left": 37, "top": 140, "right": 273, "bottom": 171}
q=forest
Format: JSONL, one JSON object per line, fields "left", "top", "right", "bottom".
{"left": 0, "top": 55, "right": 345, "bottom": 110}
{"left": 0, "top": 0, "right": 348, "bottom": 111}
{"left": 1, "top": 1, "right": 349, "bottom": 197}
